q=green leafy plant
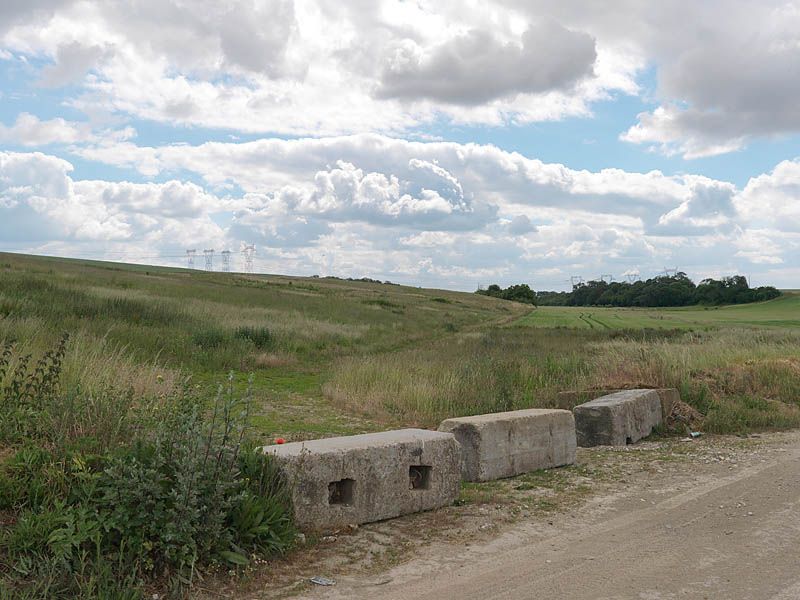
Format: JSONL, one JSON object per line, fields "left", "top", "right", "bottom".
{"left": 0, "top": 337, "right": 295, "bottom": 599}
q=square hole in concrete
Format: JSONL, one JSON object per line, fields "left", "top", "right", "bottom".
{"left": 409, "top": 465, "right": 431, "bottom": 490}
{"left": 328, "top": 478, "right": 355, "bottom": 505}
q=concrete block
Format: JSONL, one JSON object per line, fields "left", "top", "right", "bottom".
{"left": 560, "top": 388, "right": 680, "bottom": 420}
{"left": 438, "top": 409, "right": 576, "bottom": 482}
{"left": 262, "top": 429, "right": 460, "bottom": 530}
{"left": 573, "top": 389, "right": 662, "bottom": 447}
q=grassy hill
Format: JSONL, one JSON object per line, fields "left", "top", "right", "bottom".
{"left": 0, "top": 252, "right": 528, "bottom": 441}
{"left": 2, "top": 252, "right": 799, "bottom": 438}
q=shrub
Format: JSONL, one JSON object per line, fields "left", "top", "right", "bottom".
{"left": 191, "top": 327, "right": 230, "bottom": 349}
{"left": 0, "top": 340, "right": 296, "bottom": 598}
{"left": 234, "top": 325, "right": 273, "bottom": 350}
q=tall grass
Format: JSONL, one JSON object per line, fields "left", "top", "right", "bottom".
{"left": 325, "top": 327, "right": 800, "bottom": 432}
{"left": 325, "top": 329, "right": 607, "bottom": 426}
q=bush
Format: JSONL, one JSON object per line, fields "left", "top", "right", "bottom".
{"left": 477, "top": 284, "right": 537, "bottom": 305}
{"left": 191, "top": 327, "right": 229, "bottom": 349}
{"left": 234, "top": 325, "right": 273, "bottom": 350}
{"left": 0, "top": 341, "right": 296, "bottom": 598}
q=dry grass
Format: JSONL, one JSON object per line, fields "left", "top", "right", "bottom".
{"left": 324, "top": 327, "right": 800, "bottom": 433}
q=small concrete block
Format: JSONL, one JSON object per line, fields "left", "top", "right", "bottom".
{"left": 262, "top": 429, "right": 460, "bottom": 530}
{"left": 560, "top": 388, "right": 680, "bottom": 420}
{"left": 573, "top": 389, "right": 662, "bottom": 447}
{"left": 438, "top": 409, "right": 576, "bottom": 482}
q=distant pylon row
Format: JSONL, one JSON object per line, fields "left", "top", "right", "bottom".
{"left": 186, "top": 245, "right": 255, "bottom": 273}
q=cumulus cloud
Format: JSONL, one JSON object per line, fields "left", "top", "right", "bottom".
{"left": 656, "top": 178, "right": 737, "bottom": 233}
{"left": 508, "top": 215, "right": 536, "bottom": 235}
{"left": 735, "top": 160, "right": 800, "bottom": 233}
{"left": 0, "top": 1, "right": 632, "bottom": 135}
{"left": 4, "top": 0, "right": 800, "bottom": 152}
{"left": 0, "top": 0, "right": 74, "bottom": 34}
{"left": 0, "top": 151, "right": 224, "bottom": 245}
{"left": 616, "top": 2, "right": 800, "bottom": 157}
{"left": 493, "top": 1, "right": 800, "bottom": 157}
{"left": 0, "top": 113, "right": 90, "bottom": 146}
{"left": 376, "top": 20, "right": 596, "bottom": 104}
{"left": 36, "top": 134, "right": 800, "bottom": 289}
{"left": 0, "top": 113, "right": 135, "bottom": 148}
{"left": 230, "top": 158, "right": 494, "bottom": 244}
{"left": 39, "top": 41, "right": 111, "bottom": 87}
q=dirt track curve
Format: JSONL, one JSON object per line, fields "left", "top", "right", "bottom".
{"left": 298, "top": 433, "right": 800, "bottom": 600}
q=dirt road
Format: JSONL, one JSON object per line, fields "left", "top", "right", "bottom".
{"left": 297, "top": 434, "right": 800, "bottom": 600}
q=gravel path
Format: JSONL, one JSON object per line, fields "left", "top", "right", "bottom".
{"left": 297, "top": 432, "right": 800, "bottom": 600}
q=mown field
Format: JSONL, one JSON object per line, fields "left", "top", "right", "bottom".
{"left": 516, "top": 295, "right": 800, "bottom": 330}
{"left": 1, "top": 252, "right": 799, "bottom": 598}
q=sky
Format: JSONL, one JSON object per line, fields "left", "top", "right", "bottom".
{"left": 1, "top": 1, "right": 799, "bottom": 291}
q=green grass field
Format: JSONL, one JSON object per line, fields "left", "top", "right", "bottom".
{"left": 515, "top": 293, "right": 800, "bottom": 330}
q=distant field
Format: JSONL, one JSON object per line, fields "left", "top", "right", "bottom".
{"left": 515, "top": 293, "right": 800, "bottom": 330}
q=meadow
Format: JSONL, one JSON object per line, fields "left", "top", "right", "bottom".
{"left": 1, "top": 252, "right": 799, "bottom": 598}
{"left": 2, "top": 251, "right": 798, "bottom": 439}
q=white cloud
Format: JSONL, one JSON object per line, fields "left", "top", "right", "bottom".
{"left": 0, "top": 151, "right": 224, "bottom": 245}
{"left": 508, "top": 214, "right": 536, "bottom": 235}
{"left": 0, "top": 113, "right": 134, "bottom": 147}
{"left": 735, "top": 160, "right": 800, "bottom": 233}
{"left": 7, "top": 135, "right": 800, "bottom": 290}
{"left": 4, "top": 1, "right": 800, "bottom": 154}
{"left": 0, "top": 1, "right": 635, "bottom": 135}
{"left": 376, "top": 20, "right": 596, "bottom": 104}
{"left": 39, "top": 41, "right": 111, "bottom": 87}
{"left": 656, "top": 178, "right": 737, "bottom": 233}
{"left": 614, "top": 2, "right": 800, "bottom": 157}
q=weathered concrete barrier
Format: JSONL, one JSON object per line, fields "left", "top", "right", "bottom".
{"left": 262, "top": 429, "right": 460, "bottom": 530}
{"left": 573, "top": 389, "right": 662, "bottom": 447}
{"left": 559, "top": 388, "right": 680, "bottom": 421}
{"left": 438, "top": 409, "right": 576, "bottom": 482}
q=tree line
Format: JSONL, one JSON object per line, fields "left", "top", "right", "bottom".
{"left": 477, "top": 274, "right": 780, "bottom": 307}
